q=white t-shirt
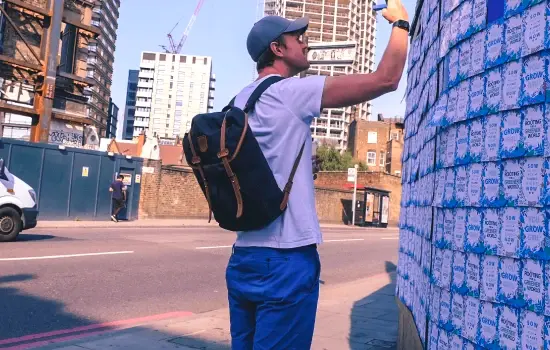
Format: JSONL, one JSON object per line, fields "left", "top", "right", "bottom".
{"left": 232, "top": 74, "right": 327, "bottom": 248}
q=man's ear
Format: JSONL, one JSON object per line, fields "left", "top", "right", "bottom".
{"left": 270, "top": 40, "right": 285, "bottom": 58}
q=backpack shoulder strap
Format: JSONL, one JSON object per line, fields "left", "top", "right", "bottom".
{"left": 243, "top": 76, "right": 285, "bottom": 113}
{"left": 279, "top": 140, "right": 306, "bottom": 210}
{"left": 222, "top": 76, "right": 283, "bottom": 113}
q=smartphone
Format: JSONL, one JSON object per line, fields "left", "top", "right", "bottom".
{"left": 373, "top": 1, "right": 387, "bottom": 11}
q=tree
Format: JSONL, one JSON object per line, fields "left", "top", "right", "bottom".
{"left": 316, "top": 145, "right": 368, "bottom": 171}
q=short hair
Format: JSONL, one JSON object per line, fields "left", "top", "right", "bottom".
{"left": 256, "top": 36, "right": 286, "bottom": 72}
{"left": 117, "top": 175, "right": 124, "bottom": 180}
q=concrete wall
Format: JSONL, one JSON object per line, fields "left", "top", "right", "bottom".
{"left": 138, "top": 164, "right": 402, "bottom": 226}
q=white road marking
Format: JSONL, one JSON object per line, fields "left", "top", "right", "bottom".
{"left": 195, "top": 245, "right": 233, "bottom": 250}
{"left": 381, "top": 237, "right": 399, "bottom": 240}
{"left": 0, "top": 251, "right": 134, "bottom": 261}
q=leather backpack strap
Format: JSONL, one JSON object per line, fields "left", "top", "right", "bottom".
{"left": 243, "top": 76, "right": 285, "bottom": 113}
{"left": 280, "top": 140, "right": 306, "bottom": 210}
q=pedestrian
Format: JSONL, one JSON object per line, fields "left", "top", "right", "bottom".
{"left": 225, "top": 0, "right": 409, "bottom": 348}
{"left": 109, "top": 174, "right": 126, "bottom": 222}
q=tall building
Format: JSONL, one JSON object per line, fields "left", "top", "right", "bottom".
{"left": 264, "top": 0, "right": 377, "bottom": 151}
{"left": 122, "top": 70, "right": 139, "bottom": 140}
{"left": 135, "top": 51, "right": 215, "bottom": 141}
{"left": 87, "top": 0, "right": 121, "bottom": 137}
{"left": 106, "top": 98, "right": 119, "bottom": 138}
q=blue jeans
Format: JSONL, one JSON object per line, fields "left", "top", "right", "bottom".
{"left": 225, "top": 244, "right": 321, "bottom": 350}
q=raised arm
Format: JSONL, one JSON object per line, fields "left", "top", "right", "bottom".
{"left": 321, "top": 0, "right": 409, "bottom": 109}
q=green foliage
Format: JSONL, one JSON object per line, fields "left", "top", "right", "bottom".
{"left": 316, "top": 145, "right": 368, "bottom": 171}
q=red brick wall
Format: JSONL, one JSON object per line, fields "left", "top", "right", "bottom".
{"left": 138, "top": 160, "right": 210, "bottom": 219}
{"left": 314, "top": 171, "right": 402, "bottom": 226}
{"left": 138, "top": 165, "right": 402, "bottom": 226}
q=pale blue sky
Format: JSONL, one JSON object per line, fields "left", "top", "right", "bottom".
{"left": 111, "top": 0, "right": 416, "bottom": 133}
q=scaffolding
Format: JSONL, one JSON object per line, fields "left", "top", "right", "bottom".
{"left": 0, "top": 0, "right": 100, "bottom": 143}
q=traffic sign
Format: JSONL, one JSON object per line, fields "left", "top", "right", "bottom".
{"left": 348, "top": 167, "right": 357, "bottom": 182}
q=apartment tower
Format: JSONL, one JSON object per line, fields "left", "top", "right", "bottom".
{"left": 264, "top": 0, "right": 376, "bottom": 151}
{"left": 122, "top": 70, "right": 139, "bottom": 140}
{"left": 87, "top": 0, "right": 121, "bottom": 137}
{"left": 135, "top": 52, "right": 215, "bottom": 141}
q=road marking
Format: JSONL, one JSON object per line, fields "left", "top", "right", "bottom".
{"left": 381, "top": 237, "right": 399, "bottom": 240}
{"left": 0, "top": 311, "right": 194, "bottom": 348}
{"left": 324, "top": 238, "right": 365, "bottom": 242}
{"left": 0, "top": 251, "right": 134, "bottom": 261}
{"left": 195, "top": 245, "right": 233, "bottom": 250}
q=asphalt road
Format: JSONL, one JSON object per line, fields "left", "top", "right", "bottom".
{"left": 0, "top": 225, "right": 398, "bottom": 345}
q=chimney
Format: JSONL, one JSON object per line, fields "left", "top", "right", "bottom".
{"left": 377, "top": 113, "right": 384, "bottom": 122}
{"left": 136, "top": 132, "right": 146, "bottom": 156}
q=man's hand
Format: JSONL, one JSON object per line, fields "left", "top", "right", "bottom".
{"left": 320, "top": 0, "right": 409, "bottom": 109}
{"left": 381, "top": 0, "right": 409, "bottom": 23}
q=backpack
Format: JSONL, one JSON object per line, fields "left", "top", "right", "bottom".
{"left": 182, "top": 76, "right": 305, "bottom": 232}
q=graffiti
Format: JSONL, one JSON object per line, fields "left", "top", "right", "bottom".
{"left": 49, "top": 130, "right": 83, "bottom": 146}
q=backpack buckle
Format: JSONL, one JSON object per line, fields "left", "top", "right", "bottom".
{"left": 217, "top": 148, "right": 229, "bottom": 158}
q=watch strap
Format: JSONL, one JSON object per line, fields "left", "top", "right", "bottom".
{"left": 393, "top": 19, "right": 410, "bottom": 32}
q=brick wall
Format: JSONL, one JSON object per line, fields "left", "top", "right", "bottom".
{"left": 314, "top": 171, "right": 402, "bottom": 226}
{"left": 138, "top": 160, "right": 209, "bottom": 219}
{"left": 315, "top": 187, "right": 354, "bottom": 224}
{"left": 138, "top": 164, "right": 402, "bottom": 226}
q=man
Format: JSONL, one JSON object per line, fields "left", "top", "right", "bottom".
{"left": 226, "top": 1, "right": 409, "bottom": 348}
{"left": 109, "top": 174, "right": 126, "bottom": 222}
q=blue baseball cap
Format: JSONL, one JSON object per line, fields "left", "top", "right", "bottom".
{"left": 247, "top": 15, "right": 309, "bottom": 62}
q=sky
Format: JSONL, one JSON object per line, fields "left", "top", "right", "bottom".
{"left": 111, "top": 0, "right": 417, "bottom": 137}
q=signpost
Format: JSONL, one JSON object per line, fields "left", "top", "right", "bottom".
{"left": 348, "top": 165, "right": 358, "bottom": 225}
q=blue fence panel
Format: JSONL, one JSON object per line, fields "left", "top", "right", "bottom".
{"left": 69, "top": 153, "right": 101, "bottom": 219}
{"left": 0, "top": 138, "right": 143, "bottom": 221}
{"left": 40, "top": 149, "right": 72, "bottom": 219}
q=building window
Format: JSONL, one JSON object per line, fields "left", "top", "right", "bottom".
{"left": 367, "top": 131, "right": 377, "bottom": 144}
{"left": 367, "top": 151, "right": 376, "bottom": 166}
{"left": 380, "top": 151, "right": 385, "bottom": 166}
{"left": 390, "top": 131, "right": 399, "bottom": 141}
{"left": 193, "top": 57, "right": 196, "bottom": 64}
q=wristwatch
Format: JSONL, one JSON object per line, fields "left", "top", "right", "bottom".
{"left": 393, "top": 19, "right": 410, "bottom": 33}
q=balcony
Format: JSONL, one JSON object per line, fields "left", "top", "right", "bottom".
{"left": 139, "top": 70, "right": 154, "bottom": 79}
{"left": 134, "top": 119, "right": 149, "bottom": 128}
{"left": 140, "top": 60, "right": 155, "bottom": 69}
{"left": 210, "top": 82, "right": 215, "bottom": 90}
{"left": 135, "top": 110, "right": 150, "bottom": 118}
{"left": 136, "top": 90, "right": 152, "bottom": 98}
{"left": 136, "top": 100, "right": 151, "bottom": 108}
{"left": 137, "top": 80, "right": 153, "bottom": 88}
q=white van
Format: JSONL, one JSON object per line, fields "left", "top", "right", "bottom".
{"left": 0, "top": 158, "right": 38, "bottom": 242}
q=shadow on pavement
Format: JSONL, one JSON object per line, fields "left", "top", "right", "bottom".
{"left": 348, "top": 261, "right": 398, "bottom": 350}
{"left": 15, "top": 234, "right": 61, "bottom": 242}
{"left": 0, "top": 274, "right": 229, "bottom": 349}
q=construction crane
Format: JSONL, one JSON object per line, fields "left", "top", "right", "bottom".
{"left": 161, "top": 0, "right": 205, "bottom": 54}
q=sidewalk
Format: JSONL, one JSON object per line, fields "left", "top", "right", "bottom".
{"left": 35, "top": 272, "right": 398, "bottom": 350}
{"left": 35, "top": 218, "right": 370, "bottom": 230}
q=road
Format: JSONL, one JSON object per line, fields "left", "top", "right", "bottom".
{"left": 0, "top": 225, "right": 398, "bottom": 348}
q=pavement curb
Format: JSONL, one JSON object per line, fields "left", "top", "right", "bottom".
{"left": 34, "top": 221, "right": 378, "bottom": 231}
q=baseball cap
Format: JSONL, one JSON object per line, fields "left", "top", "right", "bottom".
{"left": 247, "top": 15, "right": 309, "bottom": 62}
